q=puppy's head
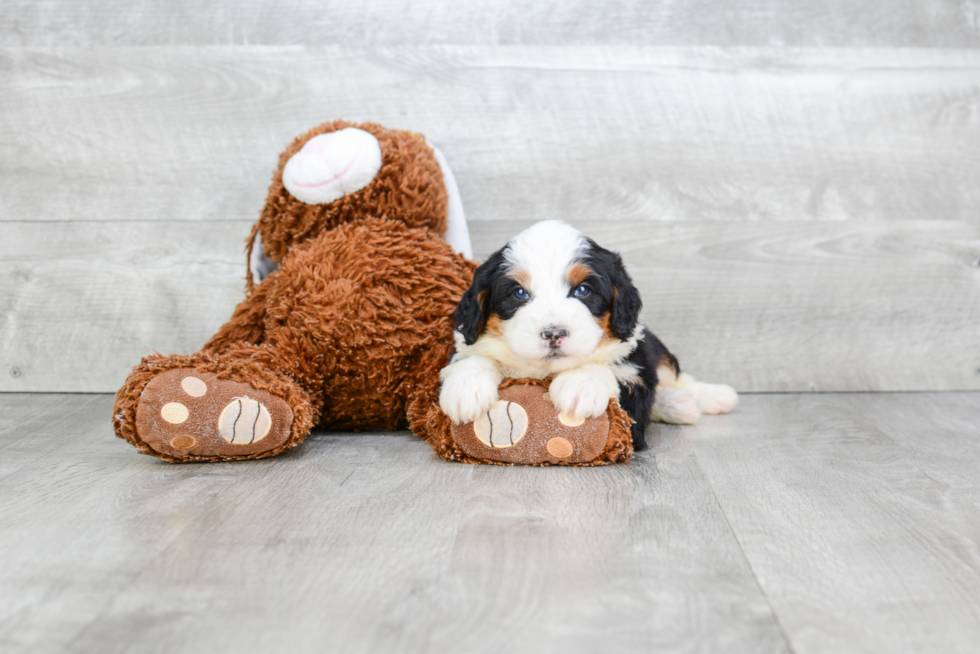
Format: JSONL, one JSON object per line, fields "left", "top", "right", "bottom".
{"left": 454, "top": 220, "right": 641, "bottom": 372}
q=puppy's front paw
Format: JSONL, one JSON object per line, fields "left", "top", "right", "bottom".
{"left": 440, "top": 372, "right": 500, "bottom": 424}
{"left": 548, "top": 368, "right": 613, "bottom": 420}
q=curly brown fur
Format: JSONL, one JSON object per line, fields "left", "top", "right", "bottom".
{"left": 246, "top": 120, "right": 449, "bottom": 288}
{"left": 115, "top": 120, "right": 473, "bottom": 462}
{"left": 114, "top": 217, "right": 475, "bottom": 461}
{"left": 257, "top": 218, "right": 474, "bottom": 431}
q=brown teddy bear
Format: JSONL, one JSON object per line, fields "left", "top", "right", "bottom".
{"left": 112, "top": 120, "right": 633, "bottom": 465}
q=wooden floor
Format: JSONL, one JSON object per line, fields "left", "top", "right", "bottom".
{"left": 1, "top": 392, "right": 979, "bottom": 653}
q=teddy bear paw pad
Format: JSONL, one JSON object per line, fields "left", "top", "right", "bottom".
{"left": 450, "top": 384, "right": 610, "bottom": 465}
{"left": 135, "top": 369, "right": 293, "bottom": 459}
{"left": 217, "top": 397, "right": 273, "bottom": 444}
{"left": 473, "top": 401, "right": 528, "bottom": 448}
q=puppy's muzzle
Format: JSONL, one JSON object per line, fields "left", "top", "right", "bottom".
{"left": 541, "top": 326, "right": 569, "bottom": 348}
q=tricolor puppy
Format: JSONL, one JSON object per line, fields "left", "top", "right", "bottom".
{"left": 439, "top": 220, "right": 738, "bottom": 450}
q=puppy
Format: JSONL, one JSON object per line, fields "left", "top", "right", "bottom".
{"left": 438, "top": 220, "right": 738, "bottom": 450}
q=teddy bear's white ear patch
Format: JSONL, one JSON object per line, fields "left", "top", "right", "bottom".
{"left": 282, "top": 128, "right": 383, "bottom": 205}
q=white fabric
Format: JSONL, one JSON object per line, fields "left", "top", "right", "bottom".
{"left": 249, "top": 232, "right": 278, "bottom": 284}
{"left": 429, "top": 142, "right": 473, "bottom": 260}
{"left": 282, "top": 128, "right": 383, "bottom": 205}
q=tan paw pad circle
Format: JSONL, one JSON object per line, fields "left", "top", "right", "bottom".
{"left": 557, "top": 412, "right": 586, "bottom": 427}
{"left": 218, "top": 396, "right": 273, "bottom": 445}
{"left": 546, "top": 437, "right": 574, "bottom": 459}
{"left": 180, "top": 376, "right": 208, "bottom": 397}
{"left": 473, "top": 401, "right": 529, "bottom": 448}
{"left": 169, "top": 434, "right": 197, "bottom": 450}
{"left": 161, "top": 402, "right": 189, "bottom": 424}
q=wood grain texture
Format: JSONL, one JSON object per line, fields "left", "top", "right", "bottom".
{"left": 3, "top": 46, "right": 980, "bottom": 225}
{"left": 0, "top": 393, "right": 789, "bottom": 654}
{"left": 3, "top": 392, "right": 980, "bottom": 653}
{"left": 3, "top": 219, "right": 976, "bottom": 393}
{"left": 0, "top": 221, "right": 251, "bottom": 393}
{"left": 691, "top": 392, "right": 980, "bottom": 653}
{"left": 3, "top": 0, "right": 980, "bottom": 47}
{"left": 853, "top": 393, "right": 980, "bottom": 498}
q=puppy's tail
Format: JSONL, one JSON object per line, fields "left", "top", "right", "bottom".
{"left": 650, "top": 365, "right": 738, "bottom": 426}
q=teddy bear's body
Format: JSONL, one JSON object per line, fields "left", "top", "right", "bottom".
{"left": 213, "top": 217, "right": 474, "bottom": 434}
{"left": 114, "top": 121, "right": 476, "bottom": 461}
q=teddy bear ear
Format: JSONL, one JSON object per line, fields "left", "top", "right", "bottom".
{"left": 282, "top": 127, "right": 383, "bottom": 205}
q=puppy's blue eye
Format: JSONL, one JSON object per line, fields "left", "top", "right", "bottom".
{"left": 514, "top": 287, "right": 529, "bottom": 300}
{"left": 574, "top": 284, "right": 590, "bottom": 297}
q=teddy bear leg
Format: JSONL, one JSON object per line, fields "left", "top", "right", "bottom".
{"left": 113, "top": 342, "right": 320, "bottom": 462}
{"left": 114, "top": 217, "right": 474, "bottom": 461}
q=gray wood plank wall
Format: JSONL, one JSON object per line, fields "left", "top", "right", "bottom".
{"left": 3, "top": 1, "right": 980, "bottom": 47}
{"left": 1, "top": 5, "right": 979, "bottom": 393}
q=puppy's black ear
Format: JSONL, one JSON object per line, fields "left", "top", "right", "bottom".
{"left": 454, "top": 248, "right": 506, "bottom": 345}
{"left": 605, "top": 249, "right": 642, "bottom": 341}
{"left": 585, "top": 238, "right": 642, "bottom": 340}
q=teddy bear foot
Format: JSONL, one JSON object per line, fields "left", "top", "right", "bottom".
{"left": 134, "top": 368, "right": 294, "bottom": 460}
{"left": 441, "top": 380, "right": 634, "bottom": 465}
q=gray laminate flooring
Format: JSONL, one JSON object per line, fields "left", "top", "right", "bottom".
{"left": 2, "top": 392, "right": 980, "bottom": 653}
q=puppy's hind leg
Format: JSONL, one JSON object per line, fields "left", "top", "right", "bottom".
{"left": 649, "top": 357, "right": 738, "bottom": 425}
{"left": 676, "top": 373, "right": 739, "bottom": 415}
{"left": 651, "top": 388, "right": 702, "bottom": 425}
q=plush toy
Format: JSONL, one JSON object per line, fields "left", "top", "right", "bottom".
{"left": 112, "top": 120, "right": 633, "bottom": 465}
{"left": 421, "top": 378, "right": 633, "bottom": 466}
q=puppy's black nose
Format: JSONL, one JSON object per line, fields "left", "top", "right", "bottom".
{"left": 541, "top": 327, "right": 569, "bottom": 346}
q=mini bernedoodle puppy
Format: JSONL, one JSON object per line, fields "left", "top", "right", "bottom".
{"left": 439, "top": 220, "right": 738, "bottom": 450}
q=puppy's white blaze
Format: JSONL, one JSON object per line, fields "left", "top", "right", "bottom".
{"left": 503, "top": 220, "right": 587, "bottom": 276}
